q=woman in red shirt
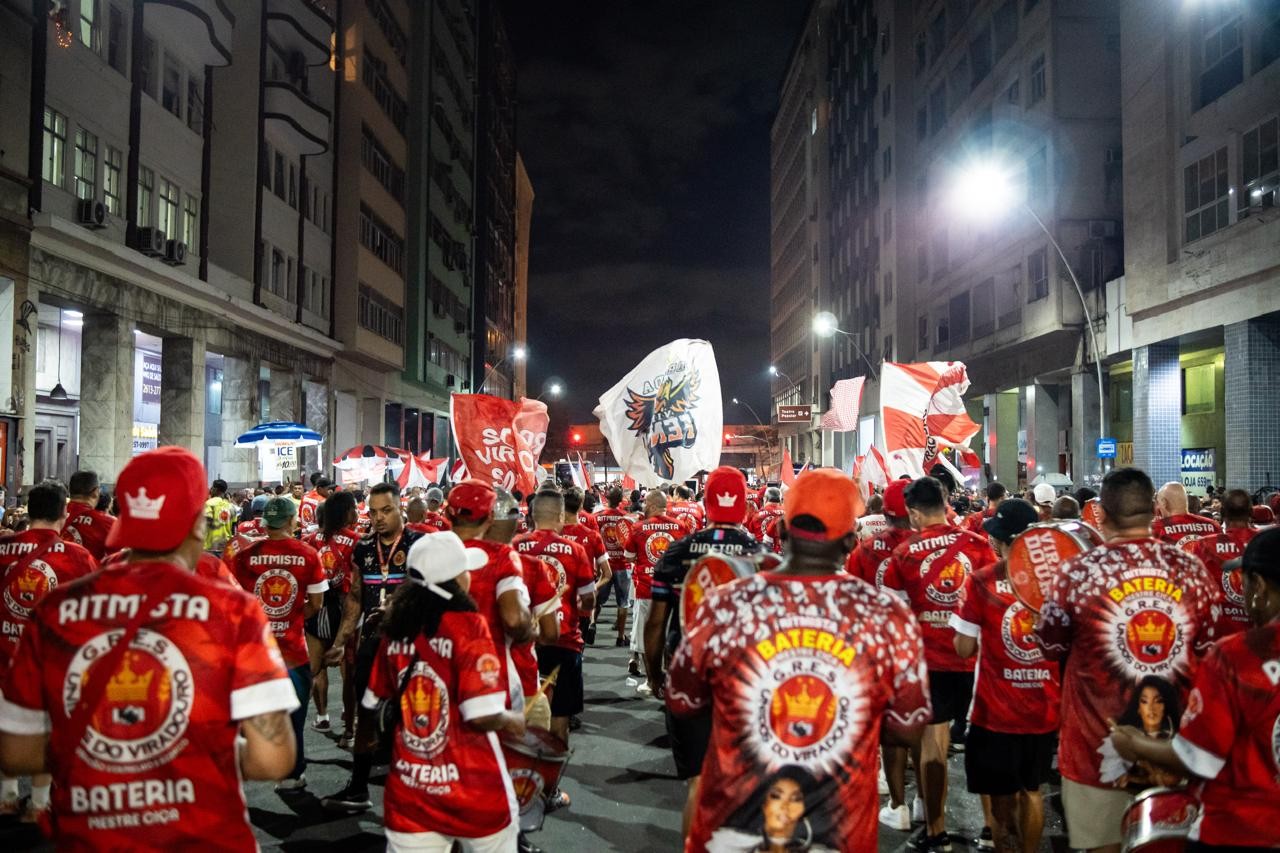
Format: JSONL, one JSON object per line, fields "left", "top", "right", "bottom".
{"left": 310, "top": 492, "right": 360, "bottom": 738}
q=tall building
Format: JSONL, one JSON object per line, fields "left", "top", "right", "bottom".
{"left": 514, "top": 152, "right": 534, "bottom": 399}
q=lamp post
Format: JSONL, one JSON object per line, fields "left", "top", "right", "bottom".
{"left": 812, "top": 311, "right": 880, "bottom": 379}
{"left": 730, "top": 396, "right": 764, "bottom": 426}
{"left": 481, "top": 344, "right": 527, "bottom": 395}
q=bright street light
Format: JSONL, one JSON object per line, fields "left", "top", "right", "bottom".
{"left": 730, "top": 397, "right": 764, "bottom": 426}
{"left": 512, "top": 345, "right": 527, "bottom": 361}
{"left": 768, "top": 364, "right": 797, "bottom": 390}
{"left": 811, "top": 311, "right": 879, "bottom": 379}
{"left": 549, "top": 382, "right": 562, "bottom": 397}
{"left": 482, "top": 343, "right": 528, "bottom": 394}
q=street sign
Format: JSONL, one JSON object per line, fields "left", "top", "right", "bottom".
{"left": 1096, "top": 437, "right": 1117, "bottom": 458}
{"left": 777, "top": 405, "right": 813, "bottom": 423}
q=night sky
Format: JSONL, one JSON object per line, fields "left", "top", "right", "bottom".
{"left": 499, "top": 1, "right": 810, "bottom": 429}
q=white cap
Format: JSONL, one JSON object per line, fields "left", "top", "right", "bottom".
{"left": 1032, "top": 483, "right": 1056, "bottom": 505}
{"left": 405, "top": 531, "right": 488, "bottom": 599}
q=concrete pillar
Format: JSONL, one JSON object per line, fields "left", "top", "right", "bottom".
{"left": 360, "top": 396, "right": 383, "bottom": 445}
{"left": 269, "top": 369, "right": 299, "bottom": 424}
{"left": 158, "top": 335, "right": 206, "bottom": 453}
{"left": 1225, "top": 318, "right": 1280, "bottom": 492}
{"left": 1026, "top": 383, "right": 1059, "bottom": 479}
{"left": 1071, "top": 369, "right": 1105, "bottom": 485}
{"left": 992, "top": 391, "right": 1019, "bottom": 486}
{"left": 221, "top": 355, "right": 257, "bottom": 485}
{"left": 303, "top": 378, "right": 330, "bottom": 475}
{"left": 78, "top": 313, "right": 133, "bottom": 483}
{"left": 1133, "top": 341, "right": 1181, "bottom": 485}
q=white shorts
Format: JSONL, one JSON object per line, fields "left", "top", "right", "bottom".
{"left": 385, "top": 822, "right": 517, "bottom": 853}
{"left": 1060, "top": 776, "right": 1132, "bottom": 850}
{"left": 630, "top": 598, "right": 652, "bottom": 655}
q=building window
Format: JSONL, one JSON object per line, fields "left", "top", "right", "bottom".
{"left": 73, "top": 127, "right": 97, "bottom": 200}
{"left": 137, "top": 166, "right": 154, "bottom": 226}
{"left": 162, "top": 56, "right": 182, "bottom": 117}
{"left": 949, "top": 291, "right": 970, "bottom": 345}
{"left": 79, "top": 0, "right": 99, "bottom": 50}
{"left": 918, "top": 315, "right": 929, "bottom": 351}
{"left": 139, "top": 36, "right": 157, "bottom": 97}
{"left": 1198, "top": 6, "right": 1243, "bottom": 107}
{"left": 42, "top": 107, "right": 67, "bottom": 186}
{"left": 103, "top": 146, "right": 122, "bottom": 214}
{"left": 1030, "top": 54, "right": 1046, "bottom": 103}
{"left": 362, "top": 50, "right": 407, "bottom": 133}
{"left": 358, "top": 204, "right": 405, "bottom": 273}
{"left": 157, "top": 177, "right": 178, "bottom": 237}
{"left": 261, "top": 143, "right": 272, "bottom": 189}
{"left": 1184, "top": 146, "right": 1230, "bottom": 242}
{"left": 882, "top": 146, "right": 892, "bottom": 178}
{"left": 274, "top": 152, "right": 285, "bottom": 200}
{"left": 286, "top": 257, "right": 295, "bottom": 302}
{"left": 1183, "top": 363, "right": 1216, "bottom": 414}
{"left": 973, "top": 277, "right": 994, "bottom": 338}
{"left": 997, "top": 266, "right": 1022, "bottom": 327}
{"left": 994, "top": 0, "right": 1018, "bottom": 60}
{"left": 936, "top": 316, "right": 950, "bottom": 349}
{"left": 358, "top": 284, "right": 404, "bottom": 345}
{"left": 882, "top": 84, "right": 891, "bottom": 117}
{"left": 884, "top": 271, "right": 893, "bottom": 303}
{"left": 883, "top": 206, "right": 893, "bottom": 241}
{"left": 183, "top": 194, "right": 197, "bottom": 249}
{"left": 271, "top": 249, "right": 284, "bottom": 295}
{"left": 1027, "top": 247, "right": 1048, "bottom": 300}
{"left": 288, "top": 163, "right": 297, "bottom": 209}
{"left": 107, "top": 4, "right": 126, "bottom": 73}
{"left": 883, "top": 334, "right": 893, "bottom": 361}
{"left": 368, "top": 0, "right": 408, "bottom": 65}
{"left": 1240, "top": 116, "right": 1278, "bottom": 207}
{"left": 1006, "top": 78, "right": 1020, "bottom": 104}
{"left": 1261, "top": 1, "right": 1280, "bottom": 69}
{"left": 187, "top": 75, "right": 203, "bottom": 132}
{"left": 1027, "top": 145, "right": 1048, "bottom": 205}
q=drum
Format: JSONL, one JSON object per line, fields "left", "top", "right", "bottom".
{"left": 1081, "top": 497, "right": 1103, "bottom": 532}
{"left": 681, "top": 554, "right": 755, "bottom": 629}
{"left": 1006, "top": 520, "right": 1104, "bottom": 612}
{"left": 1120, "top": 787, "right": 1199, "bottom": 853}
{"left": 501, "top": 727, "right": 572, "bottom": 832}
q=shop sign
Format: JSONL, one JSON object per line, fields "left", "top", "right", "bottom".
{"left": 777, "top": 405, "right": 813, "bottom": 423}
{"left": 1180, "top": 447, "right": 1216, "bottom": 495}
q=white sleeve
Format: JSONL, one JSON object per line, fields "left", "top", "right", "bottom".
{"left": 230, "top": 677, "right": 301, "bottom": 721}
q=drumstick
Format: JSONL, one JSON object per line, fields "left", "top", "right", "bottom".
{"left": 524, "top": 665, "right": 561, "bottom": 720}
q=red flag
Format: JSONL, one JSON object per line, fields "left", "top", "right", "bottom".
{"left": 880, "top": 361, "right": 980, "bottom": 479}
{"left": 449, "top": 394, "right": 541, "bottom": 495}
{"left": 780, "top": 446, "right": 796, "bottom": 487}
{"left": 512, "top": 398, "right": 550, "bottom": 468}
{"left": 622, "top": 474, "right": 637, "bottom": 492}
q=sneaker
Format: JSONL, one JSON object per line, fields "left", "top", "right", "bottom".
{"left": 582, "top": 620, "right": 597, "bottom": 645}
{"left": 336, "top": 734, "right": 353, "bottom": 751}
{"left": 568, "top": 715, "right": 582, "bottom": 731}
{"left": 544, "top": 788, "right": 570, "bottom": 812}
{"left": 908, "top": 828, "right": 952, "bottom": 852}
{"left": 275, "top": 774, "right": 307, "bottom": 792}
{"left": 912, "top": 796, "right": 925, "bottom": 823}
{"left": 615, "top": 636, "right": 626, "bottom": 647}
{"left": 878, "top": 803, "right": 911, "bottom": 832}
{"left": 636, "top": 682, "right": 653, "bottom": 697}
{"left": 312, "top": 717, "right": 331, "bottom": 732}
{"left": 627, "top": 658, "right": 641, "bottom": 678}
{"left": 974, "top": 827, "right": 995, "bottom": 850}
{"left": 0, "top": 796, "right": 19, "bottom": 817}
{"left": 321, "top": 784, "right": 372, "bottom": 813}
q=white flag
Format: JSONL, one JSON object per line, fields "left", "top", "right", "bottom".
{"left": 593, "top": 339, "right": 723, "bottom": 488}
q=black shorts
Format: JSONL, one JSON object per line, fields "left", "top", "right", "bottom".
{"left": 964, "top": 725, "right": 1057, "bottom": 795}
{"left": 538, "top": 646, "right": 584, "bottom": 717}
{"left": 353, "top": 634, "right": 381, "bottom": 700}
{"left": 929, "top": 670, "right": 975, "bottom": 725}
{"left": 665, "top": 706, "right": 712, "bottom": 781}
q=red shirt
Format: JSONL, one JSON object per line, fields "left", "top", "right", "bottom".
{"left": 1036, "top": 538, "right": 1218, "bottom": 788}
{"left": 0, "top": 529, "right": 97, "bottom": 673}
{"left": 574, "top": 510, "right": 599, "bottom": 531}
{"left": 460, "top": 539, "right": 525, "bottom": 704}
{"left": 0, "top": 560, "right": 297, "bottom": 851}
{"left": 60, "top": 501, "right": 116, "bottom": 561}
{"left": 1172, "top": 623, "right": 1280, "bottom": 847}
{"left": 194, "top": 553, "right": 238, "bottom": 588}
{"left": 222, "top": 520, "right": 265, "bottom": 564}
{"left": 229, "top": 537, "right": 328, "bottom": 668}
{"left": 595, "top": 507, "right": 635, "bottom": 570}
{"left": 315, "top": 528, "right": 360, "bottom": 596}
{"left": 883, "top": 523, "right": 997, "bottom": 672}
{"left": 1152, "top": 513, "right": 1221, "bottom": 546}
{"left": 951, "top": 563, "right": 1061, "bottom": 734}
{"left": 560, "top": 522, "right": 606, "bottom": 569}
{"left": 509, "top": 556, "right": 561, "bottom": 699}
{"left": 362, "top": 614, "right": 517, "bottom": 839}
{"left": 406, "top": 521, "right": 445, "bottom": 535}
{"left": 668, "top": 501, "right": 703, "bottom": 534}
{"left": 513, "top": 530, "right": 595, "bottom": 653}
{"left": 623, "top": 515, "right": 685, "bottom": 599}
{"left": 666, "top": 572, "right": 930, "bottom": 853}
{"left": 422, "top": 510, "right": 452, "bottom": 531}
{"left": 299, "top": 491, "right": 323, "bottom": 527}
{"left": 747, "top": 505, "right": 783, "bottom": 542}
{"left": 845, "top": 526, "right": 914, "bottom": 589}
{"left": 1182, "top": 527, "right": 1256, "bottom": 640}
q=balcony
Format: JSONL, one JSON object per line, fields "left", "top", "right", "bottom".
{"left": 263, "top": 82, "right": 330, "bottom": 155}
{"left": 266, "top": 0, "right": 333, "bottom": 68}
{"left": 144, "top": 0, "right": 234, "bottom": 68}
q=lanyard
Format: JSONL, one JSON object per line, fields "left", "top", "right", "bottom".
{"left": 374, "top": 531, "right": 403, "bottom": 606}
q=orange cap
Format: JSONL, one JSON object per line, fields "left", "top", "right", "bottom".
{"left": 783, "top": 469, "right": 864, "bottom": 541}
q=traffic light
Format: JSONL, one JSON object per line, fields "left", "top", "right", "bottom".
{"left": 724, "top": 432, "right": 733, "bottom": 443}
{"left": 571, "top": 431, "right": 582, "bottom": 445}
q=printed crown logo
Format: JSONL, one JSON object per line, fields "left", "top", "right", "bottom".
{"left": 781, "top": 679, "right": 825, "bottom": 722}
{"left": 264, "top": 576, "right": 291, "bottom": 598}
{"left": 408, "top": 677, "right": 435, "bottom": 717}
{"left": 715, "top": 492, "right": 738, "bottom": 508}
{"left": 15, "top": 572, "right": 42, "bottom": 595}
{"left": 105, "top": 653, "right": 153, "bottom": 703}
{"left": 1132, "top": 614, "right": 1169, "bottom": 644}
{"left": 125, "top": 487, "right": 165, "bottom": 520}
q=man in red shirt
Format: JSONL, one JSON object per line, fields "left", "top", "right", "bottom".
{"left": 60, "top": 470, "right": 115, "bottom": 561}
{"left": 666, "top": 469, "right": 929, "bottom": 852}
{"left": 1153, "top": 481, "right": 1221, "bottom": 545}
{"left": 595, "top": 487, "right": 636, "bottom": 646}
{"left": 229, "top": 497, "right": 327, "bottom": 791}
{"left": 561, "top": 487, "right": 612, "bottom": 646}
{"left": 964, "top": 482, "right": 1007, "bottom": 536}
{"left": 1183, "top": 488, "right": 1258, "bottom": 640}
{"left": 1110, "top": 528, "right": 1280, "bottom": 851}
{"left": 882, "top": 476, "right": 997, "bottom": 852}
{"left": 298, "top": 477, "right": 333, "bottom": 529}
{"left": 746, "top": 487, "right": 783, "bottom": 546}
{"left": 405, "top": 497, "right": 444, "bottom": 534}
{"left": 623, "top": 490, "right": 685, "bottom": 681}
{"left": 422, "top": 487, "right": 452, "bottom": 531}
{"left": 951, "top": 498, "right": 1058, "bottom": 853}
{"left": 0, "top": 481, "right": 97, "bottom": 821}
{"left": 1036, "top": 467, "right": 1217, "bottom": 853}
{"left": 0, "top": 447, "right": 298, "bottom": 849}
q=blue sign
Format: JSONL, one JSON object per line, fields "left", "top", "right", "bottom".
{"left": 1096, "top": 438, "right": 1117, "bottom": 459}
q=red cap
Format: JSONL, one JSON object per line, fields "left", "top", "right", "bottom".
{"left": 106, "top": 447, "right": 208, "bottom": 552}
{"left": 882, "top": 479, "right": 909, "bottom": 519}
{"left": 445, "top": 479, "right": 497, "bottom": 524}
{"left": 704, "top": 466, "right": 747, "bottom": 524}
{"left": 1252, "top": 505, "right": 1275, "bottom": 525}
{"left": 783, "top": 469, "right": 864, "bottom": 541}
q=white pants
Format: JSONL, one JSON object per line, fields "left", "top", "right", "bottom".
{"left": 630, "top": 597, "right": 652, "bottom": 656}
{"left": 385, "top": 822, "right": 517, "bottom": 852}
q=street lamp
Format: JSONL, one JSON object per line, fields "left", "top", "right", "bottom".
{"left": 730, "top": 397, "right": 764, "bottom": 426}
{"left": 949, "top": 159, "right": 1106, "bottom": 455}
{"left": 812, "top": 311, "right": 880, "bottom": 379}
{"left": 482, "top": 344, "right": 528, "bottom": 394}
{"left": 536, "top": 381, "right": 563, "bottom": 402}
{"left": 768, "top": 364, "right": 796, "bottom": 387}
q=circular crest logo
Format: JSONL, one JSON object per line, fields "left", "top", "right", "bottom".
{"left": 747, "top": 648, "right": 865, "bottom": 772}
{"left": 1124, "top": 608, "right": 1178, "bottom": 665}
{"left": 645, "top": 533, "right": 674, "bottom": 564}
{"left": 1271, "top": 713, "right": 1280, "bottom": 776}
{"left": 64, "top": 628, "right": 192, "bottom": 772}
{"left": 4, "top": 560, "right": 58, "bottom": 619}
{"left": 922, "top": 550, "right": 972, "bottom": 605}
{"left": 399, "top": 663, "right": 449, "bottom": 760}
{"left": 393, "top": 550, "right": 406, "bottom": 566}
{"left": 769, "top": 675, "right": 837, "bottom": 749}
{"left": 510, "top": 768, "right": 546, "bottom": 811}
{"left": 874, "top": 557, "right": 892, "bottom": 590}
{"left": 1000, "top": 603, "right": 1043, "bottom": 664}
{"left": 255, "top": 568, "right": 298, "bottom": 618}
{"left": 476, "top": 653, "right": 502, "bottom": 689}
{"left": 1221, "top": 566, "right": 1244, "bottom": 607}
{"left": 541, "top": 555, "right": 567, "bottom": 590}
{"left": 65, "top": 526, "right": 84, "bottom": 545}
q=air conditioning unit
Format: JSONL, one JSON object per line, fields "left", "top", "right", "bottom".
{"left": 135, "top": 227, "right": 166, "bottom": 257}
{"left": 1088, "top": 220, "right": 1118, "bottom": 239}
{"left": 163, "top": 239, "right": 188, "bottom": 266}
{"left": 76, "top": 198, "right": 108, "bottom": 229}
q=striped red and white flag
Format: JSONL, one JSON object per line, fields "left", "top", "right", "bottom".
{"left": 880, "top": 361, "right": 980, "bottom": 479}
{"left": 819, "top": 377, "right": 865, "bottom": 432}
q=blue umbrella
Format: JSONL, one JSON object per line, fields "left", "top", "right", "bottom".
{"left": 234, "top": 421, "right": 324, "bottom": 448}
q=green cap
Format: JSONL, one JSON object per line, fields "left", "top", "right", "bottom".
{"left": 263, "top": 497, "right": 297, "bottom": 529}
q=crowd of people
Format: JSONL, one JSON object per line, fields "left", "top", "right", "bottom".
{"left": 0, "top": 448, "right": 1276, "bottom": 853}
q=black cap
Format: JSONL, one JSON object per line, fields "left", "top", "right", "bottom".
{"left": 316, "top": 477, "right": 334, "bottom": 489}
{"left": 983, "top": 498, "right": 1039, "bottom": 544}
{"left": 1242, "top": 527, "right": 1280, "bottom": 582}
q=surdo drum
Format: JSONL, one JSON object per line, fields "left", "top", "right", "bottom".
{"left": 1006, "top": 520, "right": 1104, "bottom": 612}
{"left": 501, "top": 727, "right": 572, "bottom": 832}
{"left": 1120, "top": 787, "right": 1199, "bottom": 853}
{"left": 680, "top": 552, "right": 781, "bottom": 629}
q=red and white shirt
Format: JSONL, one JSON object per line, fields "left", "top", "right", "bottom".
{"left": 513, "top": 530, "right": 595, "bottom": 653}
{"left": 299, "top": 490, "right": 323, "bottom": 527}
{"left": 1151, "top": 513, "right": 1221, "bottom": 546}
{"left": 845, "top": 527, "right": 914, "bottom": 589}
{"left": 315, "top": 528, "right": 360, "bottom": 596}
{"left": 1182, "top": 527, "right": 1256, "bottom": 640}
{"left": 422, "top": 510, "right": 452, "bottom": 531}
{"left": 882, "top": 523, "right": 997, "bottom": 672}
{"left": 747, "top": 505, "right": 783, "bottom": 543}
{"left": 0, "top": 561, "right": 297, "bottom": 851}
{"left": 1172, "top": 622, "right": 1280, "bottom": 847}
{"left": 229, "top": 537, "right": 328, "bottom": 669}
{"left": 668, "top": 501, "right": 703, "bottom": 534}
{"left": 194, "top": 553, "right": 239, "bottom": 588}
{"left": 509, "top": 556, "right": 561, "bottom": 699}
{"left": 0, "top": 529, "right": 97, "bottom": 672}
{"left": 623, "top": 515, "right": 685, "bottom": 600}
{"left": 222, "top": 519, "right": 265, "bottom": 564}
{"left": 60, "top": 501, "right": 116, "bottom": 561}
{"left": 360, "top": 615, "right": 517, "bottom": 839}
{"left": 1036, "top": 538, "right": 1218, "bottom": 788}
{"left": 595, "top": 508, "right": 635, "bottom": 571}
{"left": 560, "top": 522, "right": 606, "bottom": 572}
{"left": 461, "top": 539, "right": 526, "bottom": 704}
{"left": 951, "top": 563, "right": 1061, "bottom": 734}
{"left": 667, "top": 572, "right": 930, "bottom": 853}
{"left": 856, "top": 513, "right": 888, "bottom": 541}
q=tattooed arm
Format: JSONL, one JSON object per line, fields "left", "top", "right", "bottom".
{"left": 239, "top": 710, "right": 296, "bottom": 780}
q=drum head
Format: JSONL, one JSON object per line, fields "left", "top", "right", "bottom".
{"left": 1120, "top": 787, "right": 1199, "bottom": 853}
{"left": 1007, "top": 522, "right": 1095, "bottom": 613}
{"left": 680, "top": 554, "right": 751, "bottom": 630}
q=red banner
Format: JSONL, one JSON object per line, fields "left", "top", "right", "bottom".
{"left": 450, "top": 394, "right": 543, "bottom": 495}
{"left": 512, "top": 398, "right": 550, "bottom": 469}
